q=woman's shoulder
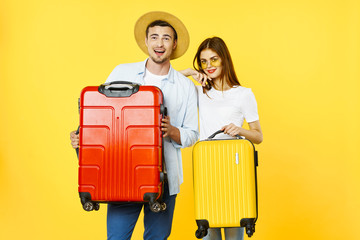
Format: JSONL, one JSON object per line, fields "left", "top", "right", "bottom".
{"left": 231, "top": 86, "right": 257, "bottom": 102}
{"left": 231, "top": 85, "right": 253, "bottom": 94}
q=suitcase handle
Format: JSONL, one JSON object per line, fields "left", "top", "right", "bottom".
{"left": 98, "top": 81, "right": 140, "bottom": 97}
{"left": 207, "top": 130, "right": 244, "bottom": 139}
{"left": 75, "top": 126, "right": 80, "bottom": 158}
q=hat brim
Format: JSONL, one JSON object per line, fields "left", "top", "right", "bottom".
{"left": 134, "top": 11, "right": 189, "bottom": 60}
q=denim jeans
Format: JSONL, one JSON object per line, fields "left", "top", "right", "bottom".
{"left": 202, "top": 227, "right": 244, "bottom": 240}
{"left": 107, "top": 183, "right": 176, "bottom": 240}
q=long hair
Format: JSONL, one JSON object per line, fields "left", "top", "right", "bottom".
{"left": 193, "top": 37, "right": 240, "bottom": 93}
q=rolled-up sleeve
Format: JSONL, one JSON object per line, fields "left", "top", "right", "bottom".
{"left": 171, "top": 80, "right": 199, "bottom": 148}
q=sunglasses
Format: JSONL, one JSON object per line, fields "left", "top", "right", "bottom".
{"left": 200, "top": 57, "right": 221, "bottom": 69}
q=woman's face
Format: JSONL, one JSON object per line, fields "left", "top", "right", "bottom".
{"left": 200, "top": 48, "right": 223, "bottom": 80}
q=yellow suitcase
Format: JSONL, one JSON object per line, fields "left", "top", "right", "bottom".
{"left": 193, "top": 130, "right": 258, "bottom": 238}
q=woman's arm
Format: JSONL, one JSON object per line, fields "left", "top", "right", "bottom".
{"left": 179, "top": 68, "right": 210, "bottom": 86}
{"left": 222, "top": 120, "right": 263, "bottom": 144}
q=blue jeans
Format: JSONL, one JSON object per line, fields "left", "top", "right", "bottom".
{"left": 107, "top": 183, "right": 176, "bottom": 240}
{"left": 202, "top": 227, "right": 244, "bottom": 240}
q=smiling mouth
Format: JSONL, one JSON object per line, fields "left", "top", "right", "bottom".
{"left": 154, "top": 49, "right": 165, "bottom": 56}
{"left": 207, "top": 69, "right": 216, "bottom": 74}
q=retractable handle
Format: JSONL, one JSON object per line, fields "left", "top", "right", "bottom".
{"left": 98, "top": 81, "right": 140, "bottom": 97}
{"left": 207, "top": 130, "right": 244, "bottom": 140}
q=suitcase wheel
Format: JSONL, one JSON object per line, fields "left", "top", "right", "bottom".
{"left": 241, "top": 218, "right": 256, "bottom": 237}
{"left": 83, "top": 201, "right": 94, "bottom": 211}
{"left": 195, "top": 228, "right": 207, "bottom": 239}
{"left": 246, "top": 229, "right": 252, "bottom": 237}
{"left": 195, "top": 220, "right": 209, "bottom": 239}
{"left": 149, "top": 202, "right": 161, "bottom": 213}
{"left": 94, "top": 203, "right": 100, "bottom": 211}
{"left": 160, "top": 202, "right": 167, "bottom": 211}
{"left": 246, "top": 225, "right": 255, "bottom": 237}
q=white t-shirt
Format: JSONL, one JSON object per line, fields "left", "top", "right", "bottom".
{"left": 143, "top": 68, "right": 169, "bottom": 172}
{"left": 196, "top": 85, "right": 259, "bottom": 140}
{"left": 143, "top": 68, "right": 165, "bottom": 88}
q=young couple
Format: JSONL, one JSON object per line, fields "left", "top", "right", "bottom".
{"left": 70, "top": 11, "right": 263, "bottom": 240}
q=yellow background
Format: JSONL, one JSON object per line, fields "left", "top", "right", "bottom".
{"left": 1, "top": 0, "right": 359, "bottom": 239}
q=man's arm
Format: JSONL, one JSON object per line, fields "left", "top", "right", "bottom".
{"left": 171, "top": 79, "right": 199, "bottom": 148}
{"left": 179, "top": 68, "right": 210, "bottom": 86}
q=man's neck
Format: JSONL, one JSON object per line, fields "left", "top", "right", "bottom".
{"left": 146, "top": 58, "right": 171, "bottom": 76}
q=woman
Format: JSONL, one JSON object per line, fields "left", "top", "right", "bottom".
{"left": 180, "top": 37, "right": 263, "bottom": 240}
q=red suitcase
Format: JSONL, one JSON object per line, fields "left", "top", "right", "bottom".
{"left": 77, "top": 81, "right": 167, "bottom": 212}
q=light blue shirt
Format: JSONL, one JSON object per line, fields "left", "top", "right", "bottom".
{"left": 105, "top": 59, "right": 199, "bottom": 195}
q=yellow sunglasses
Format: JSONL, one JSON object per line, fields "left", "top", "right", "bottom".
{"left": 200, "top": 57, "right": 221, "bottom": 69}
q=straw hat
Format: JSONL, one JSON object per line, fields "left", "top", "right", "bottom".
{"left": 134, "top": 11, "right": 189, "bottom": 60}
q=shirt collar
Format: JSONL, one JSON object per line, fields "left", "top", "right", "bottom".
{"left": 137, "top": 58, "right": 175, "bottom": 84}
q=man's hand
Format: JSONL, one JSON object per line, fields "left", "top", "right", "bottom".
{"left": 161, "top": 116, "right": 181, "bottom": 144}
{"left": 70, "top": 130, "right": 79, "bottom": 149}
{"left": 161, "top": 116, "right": 174, "bottom": 138}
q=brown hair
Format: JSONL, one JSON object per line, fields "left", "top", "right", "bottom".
{"left": 146, "top": 20, "right": 178, "bottom": 41}
{"left": 193, "top": 37, "right": 240, "bottom": 93}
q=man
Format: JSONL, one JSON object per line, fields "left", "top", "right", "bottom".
{"left": 70, "top": 11, "right": 199, "bottom": 240}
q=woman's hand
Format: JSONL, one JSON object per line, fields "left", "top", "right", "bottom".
{"left": 180, "top": 68, "right": 211, "bottom": 86}
{"left": 221, "top": 123, "right": 242, "bottom": 137}
{"left": 191, "top": 71, "right": 211, "bottom": 87}
{"left": 221, "top": 121, "right": 263, "bottom": 144}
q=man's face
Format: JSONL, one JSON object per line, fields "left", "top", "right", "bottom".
{"left": 145, "top": 26, "right": 177, "bottom": 64}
